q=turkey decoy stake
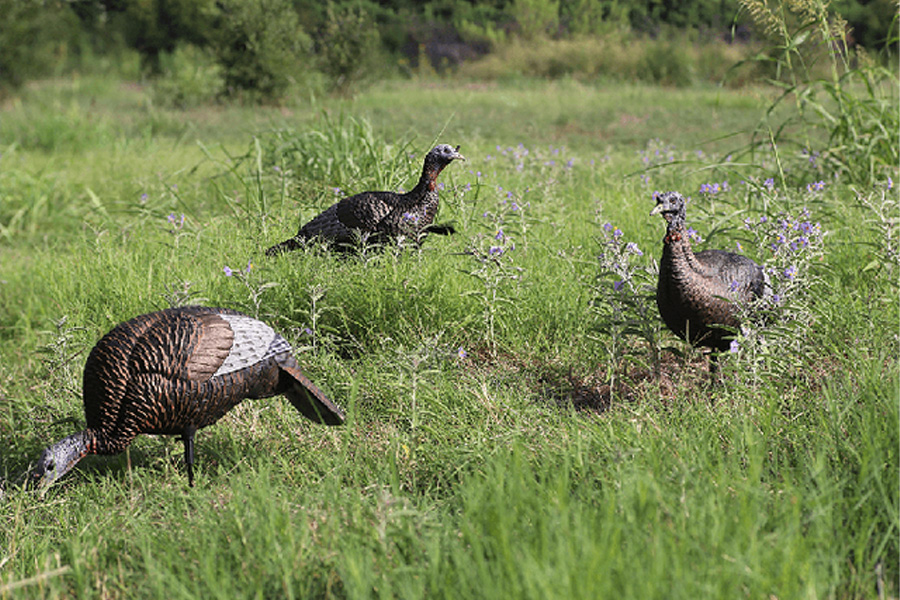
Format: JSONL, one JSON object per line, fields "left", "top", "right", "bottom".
{"left": 29, "top": 307, "right": 345, "bottom": 491}
{"left": 652, "top": 191, "right": 768, "bottom": 369}
{"left": 266, "top": 144, "right": 465, "bottom": 254}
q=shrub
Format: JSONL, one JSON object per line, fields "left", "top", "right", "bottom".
{"left": 560, "top": 0, "right": 631, "bottom": 36}
{"left": 0, "top": 0, "right": 79, "bottom": 92}
{"left": 511, "top": 0, "right": 560, "bottom": 39}
{"left": 151, "top": 44, "right": 224, "bottom": 108}
{"left": 637, "top": 38, "right": 695, "bottom": 86}
{"left": 208, "top": 0, "right": 314, "bottom": 102}
{"left": 737, "top": 0, "right": 900, "bottom": 187}
{"left": 315, "top": 3, "right": 387, "bottom": 95}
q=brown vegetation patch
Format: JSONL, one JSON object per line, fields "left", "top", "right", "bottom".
{"left": 456, "top": 344, "right": 715, "bottom": 415}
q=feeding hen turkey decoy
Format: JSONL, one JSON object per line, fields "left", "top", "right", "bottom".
{"left": 266, "top": 144, "right": 465, "bottom": 254}
{"left": 29, "top": 306, "right": 344, "bottom": 490}
{"left": 652, "top": 191, "right": 767, "bottom": 368}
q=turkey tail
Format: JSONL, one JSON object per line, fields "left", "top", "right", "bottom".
{"left": 266, "top": 237, "right": 303, "bottom": 257}
{"left": 277, "top": 357, "right": 345, "bottom": 425}
{"left": 424, "top": 222, "right": 456, "bottom": 236}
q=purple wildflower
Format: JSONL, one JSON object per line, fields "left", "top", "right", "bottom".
{"left": 333, "top": 187, "right": 343, "bottom": 196}
{"left": 223, "top": 266, "right": 234, "bottom": 277}
{"left": 457, "top": 347, "right": 467, "bottom": 360}
{"left": 700, "top": 182, "right": 722, "bottom": 196}
{"left": 729, "top": 280, "right": 740, "bottom": 292}
{"left": 729, "top": 340, "right": 740, "bottom": 353}
{"left": 613, "top": 280, "right": 624, "bottom": 291}
{"left": 494, "top": 229, "right": 504, "bottom": 240}
{"left": 625, "top": 242, "right": 643, "bottom": 256}
{"left": 783, "top": 265, "right": 797, "bottom": 280}
{"left": 687, "top": 227, "right": 702, "bottom": 243}
{"left": 140, "top": 193, "right": 149, "bottom": 202}
{"left": 488, "top": 246, "right": 504, "bottom": 257}
{"left": 303, "top": 327, "right": 313, "bottom": 336}
{"left": 764, "top": 178, "right": 775, "bottom": 190}
{"left": 603, "top": 222, "right": 613, "bottom": 232}
{"left": 613, "top": 228, "right": 623, "bottom": 239}
{"left": 806, "top": 180, "right": 826, "bottom": 192}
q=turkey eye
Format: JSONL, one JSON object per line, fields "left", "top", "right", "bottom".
{"left": 45, "top": 461, "right": 55, "bottom": 473}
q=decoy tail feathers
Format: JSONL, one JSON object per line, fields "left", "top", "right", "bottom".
{"left": 278, "top": 359, "right": 345, "bottom": 426}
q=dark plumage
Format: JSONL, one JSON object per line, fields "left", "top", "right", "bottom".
{"left": 266, "top": 144, "right": 465, "bottom": 255}
{"left": 29, "top": 306, "right": 344, "bottom": 490}
{"left": 652, "top": 191, "right": 767, "bottom": 361}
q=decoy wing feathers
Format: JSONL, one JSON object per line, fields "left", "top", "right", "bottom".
{"left": 184, "top": 313, "right": 235, "bottom": 380}
{"left": 278, "top": 357, "right": 345, "bottom": 426}
{"left": 695, "top": 250, "right": 767, "bottom": 296}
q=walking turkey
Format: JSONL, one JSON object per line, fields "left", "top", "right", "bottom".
{"left": 28, "top": 306, "right": 344, "bottom": 490}
{"left": 266, "top": 144, "right": 465, "bottom": 255}
{"left": 651, "top": 191, "right": 767, "bottom": 369}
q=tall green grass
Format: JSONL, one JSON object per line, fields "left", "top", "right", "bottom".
{"left": 0, "top": 74, "right": 896, "bottom": 598}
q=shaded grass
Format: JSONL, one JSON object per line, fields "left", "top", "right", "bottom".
{"left": 0, "top": 76, "right": 897, "bottom": 598}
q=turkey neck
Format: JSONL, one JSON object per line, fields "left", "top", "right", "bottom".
{"left": 405, "top": 161, "right": 446, "bottom": 202}
{"left": 661, "top": 211, "right": 709, "bottom": 277}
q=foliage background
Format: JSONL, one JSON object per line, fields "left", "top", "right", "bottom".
{"left": 0, "top": 0, "right": 897, "bottom": 598}
{"left": 1, "top": 0, "right": 896, "bottom": 100}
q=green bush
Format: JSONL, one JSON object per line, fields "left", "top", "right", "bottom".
{"left": 560, "top": 0, "right": 631, "bottom": 36}
{"left": 457, "top": 34, "right": 755, "bottom": 85}
{"left": 107, "top": 0, "right": 216, "bottom": 75}
{"left": 208, "top": 0, "right": 314, "bottom": 102}
{"left": 151, "top": 45, "right": 224, "bottom": 108}
{"left": 738, "top": 0, "right": 900, "bottom": 187}
{"left": 315, "top": 3, "right": 387, "bottom": 95}
{"left": 0, "top": 0, "right": 79, "bottom": 93}
{"left": 511, "top": 0, "right": 559, "bottom": 39}
{"left": 637, "top": 39, "right": 695, "bottom": 86}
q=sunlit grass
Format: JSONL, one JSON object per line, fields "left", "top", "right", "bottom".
{"left": 0, "top": 75, "right": 896, "bottom": 599}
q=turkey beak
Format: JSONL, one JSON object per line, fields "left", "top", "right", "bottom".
{"left": 650, "top": 203, "right": 664, "bottom": 216}
{"left": 453, "top": 146, "right": 466, "bottom": 161}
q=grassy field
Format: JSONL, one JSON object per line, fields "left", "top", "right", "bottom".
{"left": 0, "top": 75, "right": 897, "bottom": 599}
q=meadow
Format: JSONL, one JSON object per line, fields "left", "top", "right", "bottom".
{"left": 0, "top": 74, "right": 897, "bottom": 598}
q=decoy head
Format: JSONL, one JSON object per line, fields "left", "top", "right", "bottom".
{"left": 427, "top": 144, "right": 466, "bottom": 166}
{"left": 28, "top": 433, "right": 89, "bottom": 492}
{"left": 650, "top": 191, "right": 687, "bottom": 223}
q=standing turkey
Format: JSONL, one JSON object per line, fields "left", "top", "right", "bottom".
{"left": 651, "top": 191, "right": 767, "bottom": 369}
{"left": 29, "top": 306, "right": 344, "bottom": 490}
{"left": 266, "top": 144, "right": 465, "bottom": 254}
